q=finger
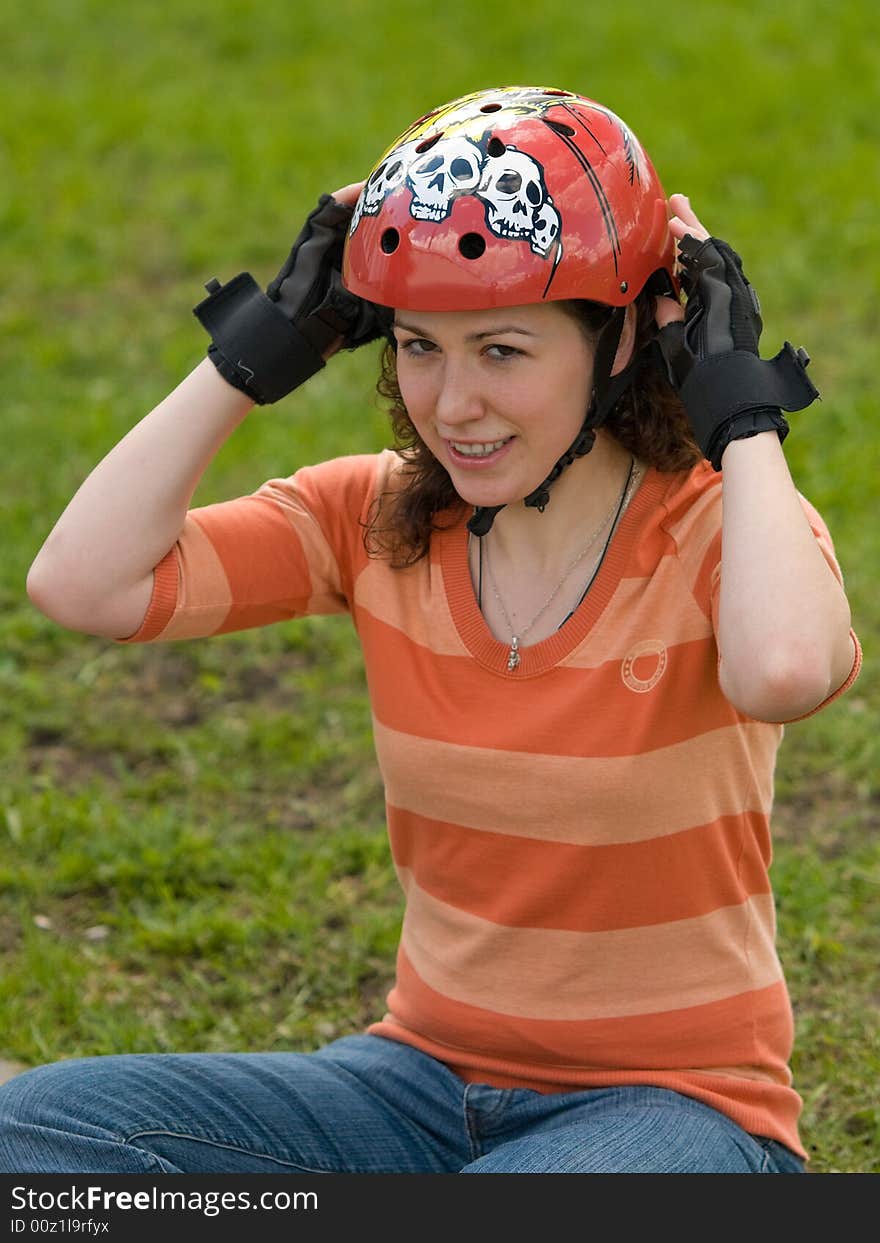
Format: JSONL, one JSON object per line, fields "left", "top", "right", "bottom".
{"left": 330, "top": 180, "right": 366, "bottom": 206}
{"left": 667, "top": 193, "right": 704, "bottom": 229}
{"left": 669, "top": 217, "right": 711, "bottom": 243}
{"left": 667, "top": 194, "right": 710, "bottom": 243}
{"left": 654, "top": 294, "right": 684, "bottom": 330}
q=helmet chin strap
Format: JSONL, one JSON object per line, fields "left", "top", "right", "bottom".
{"left": 467, "top": 306, "right": 644, "bottom": 538}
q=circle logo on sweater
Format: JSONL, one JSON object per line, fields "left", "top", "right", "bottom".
{"left": 621, "top": 639, "right": 668, "bottom": 693}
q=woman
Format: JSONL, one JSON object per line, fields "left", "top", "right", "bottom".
{"left": 1, "top": 86, "right": 860, "bottom": 1174}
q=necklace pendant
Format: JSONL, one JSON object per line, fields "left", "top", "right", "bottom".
{"left": 507, "top": 636, "right": 521, "bottom": 672}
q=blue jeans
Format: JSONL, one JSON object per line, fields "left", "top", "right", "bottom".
{"left": 0, "top": 1034, "right": 804, "bottom": 1174}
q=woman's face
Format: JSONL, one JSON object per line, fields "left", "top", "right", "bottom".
{"left": 392, "top": 302, "right": 595, "bottom": 510}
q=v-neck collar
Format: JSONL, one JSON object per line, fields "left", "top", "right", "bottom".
{"left": 436, "top": 466, "right": 665, "bottom": 678}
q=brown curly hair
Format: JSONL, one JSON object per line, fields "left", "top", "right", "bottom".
{"left": 363, "top": 291, "right": 700, "bottom": 567}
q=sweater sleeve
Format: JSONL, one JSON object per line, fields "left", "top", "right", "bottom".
{"left": 117, "top": 452, "right": 389, "bottom": 643}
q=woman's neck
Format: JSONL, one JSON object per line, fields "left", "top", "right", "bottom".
{"left": 482, "top": 433, "right": 638, "bottom": 577}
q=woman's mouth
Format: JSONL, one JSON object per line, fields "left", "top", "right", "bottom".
{"left": 446, "top": 436, "right": 515, "bottom": 465}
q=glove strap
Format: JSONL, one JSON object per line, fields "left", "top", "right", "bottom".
{"left": 680, "top": 341, "right": 819, "bottom": 468}
{"left": 194, "top": 273, "right": 325, "bottom": 405}
{"left": 706, "top": 406, "right": 791, "bottom": 471}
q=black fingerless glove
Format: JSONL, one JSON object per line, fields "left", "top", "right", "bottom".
{"left": 656, "top": 235, "right": 819, "bottom": 469}
{"left": 194, "top": 194, "right": 391, "bottom": 405}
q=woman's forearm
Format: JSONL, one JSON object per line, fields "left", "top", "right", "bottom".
{"left": 716, "top": 431, "right": 854, "bottom": 721}
{"left": 27, "top": 358, "right": 254, "bottom": 637}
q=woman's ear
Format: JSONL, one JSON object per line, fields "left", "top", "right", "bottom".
{"left": 610, "top": 303, "right": 637, "bottom": 376}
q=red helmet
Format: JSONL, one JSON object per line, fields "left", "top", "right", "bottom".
{"left": 342, "top": 85, "right": 675, "bottom": 312}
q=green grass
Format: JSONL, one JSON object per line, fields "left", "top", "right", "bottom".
{"left": 1, "top": 0, "right": 878, "bottom": 1173}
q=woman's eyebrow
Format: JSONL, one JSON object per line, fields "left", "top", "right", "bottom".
{"left": 393, "top": 320, "right": 538, "bottom": 341}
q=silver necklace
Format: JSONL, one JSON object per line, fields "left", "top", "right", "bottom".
{"left": 480, "top": 458, "right": 637, "bottom": 671}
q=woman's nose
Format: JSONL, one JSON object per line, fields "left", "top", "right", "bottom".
{"left": 434, "top": 361, "right": 484, "bottom": 428}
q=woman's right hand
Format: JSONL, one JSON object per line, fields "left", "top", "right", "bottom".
{"left": 29, "top": 183, "right": 381, "bottom": 640}
{"left": 266, "top": 182, "right": 387, "bottom": 359}
{"left": 193, "top": 182, "right": 388, "bottom": 404}
{"left": 327, "top": 181, "right": 365, "bottom": 208}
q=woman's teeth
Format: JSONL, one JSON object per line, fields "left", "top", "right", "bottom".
{"left": 450, "top": 438, "right": 510, "bottom": 457}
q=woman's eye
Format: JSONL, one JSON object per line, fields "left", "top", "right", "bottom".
{"left": 397, "top": 338, "right": 521, "bottom": 359}
{"left": 400, "top": 338, "right": 436, "bottom": 355}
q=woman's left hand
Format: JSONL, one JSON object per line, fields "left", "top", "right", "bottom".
{"left": 654, "top": 193, "right": 710, "bottom": 330}
{"left": 652, "top": 193, "right": 819, "bottom": 472}
{"left": 666, "top": 192, "right": 710, "bottom": 245}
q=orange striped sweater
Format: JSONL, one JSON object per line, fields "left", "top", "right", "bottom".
{"left": 124, "top": 450, "right": 861, "bottom": 1158}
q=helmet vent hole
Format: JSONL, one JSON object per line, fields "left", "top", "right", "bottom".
{"left": 542, "top": 89, "right": 572, "bottom": 97}
{"left": 480, "top": 103, "right": 502, "bottom": 113}
{"left": 458, "top": 232, "right": 486, "bottom": 260}
{"left": 487, "top": 137, "right": 506, "bottom": 158}
{"left": 544, "top": 119, "right": 576, "bottom": 137}
{"left": 415, "top": 133, "right": 443, "bottom": 153}
{"left": 380, "top": 228, "right": 400, "bottom": 255}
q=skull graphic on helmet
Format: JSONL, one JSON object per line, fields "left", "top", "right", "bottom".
{"left": 477, "top": 148, "right": 545, "bottom": 240}
{"left": 407, "top": 136, "right": 484, "bottom": 222}
{"left": 351, "top": 134, "right": 561, "bottom": 261}
{"left": 350, "top": 141, "right": 419, "bottom": 233}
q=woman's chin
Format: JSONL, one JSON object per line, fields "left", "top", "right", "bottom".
{"left": 449, "top": 480, "right": 524, "bottom": 510}
{"left": 438, "top": 445, "right": 558, "bottom": 512}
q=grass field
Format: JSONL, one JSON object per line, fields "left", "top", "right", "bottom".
{"left": 1, "top": 0, "right": 877, "bottom": 1172}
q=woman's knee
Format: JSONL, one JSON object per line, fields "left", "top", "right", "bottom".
{"left": 0, "top": 1055, "right": 165, "bottom": 1144}
{"left": 0, "top": 1056, "right": 180, "bottom": 1174}
{"left": 1, "top": 1059, "right": 95, "bottom": 1128}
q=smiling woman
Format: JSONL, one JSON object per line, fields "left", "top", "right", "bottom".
{"left": 4, "top": 85, "right": 860, "bottom": 1176}
{"left": 394, "top": 304, "right": 596, "bottom": 504}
